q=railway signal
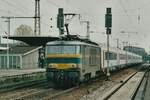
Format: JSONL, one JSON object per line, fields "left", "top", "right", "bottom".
{"left": 105, "top": 8, "right": 112, "bottom": 78}
{"left": 57, "top": 8, "right": 64, "bottom": 35}
{"left": 105, "top": 8, "right": 112, "bottom": 29}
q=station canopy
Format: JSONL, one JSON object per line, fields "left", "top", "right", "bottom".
{"left": 3, "top": 36, "right": 60, "bottom": 46}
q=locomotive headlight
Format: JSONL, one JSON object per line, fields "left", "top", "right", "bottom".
{"left": 48, "top": 64, "right": 53, "bottom": 68}
{"left": 72, "top": 65, "right": 75, "bottom": 67}
{"left": 48, "top": 64, "right": 58, "bottom": 68}
{"left": 72, "top": 64, "right": 77, "bottom": 68}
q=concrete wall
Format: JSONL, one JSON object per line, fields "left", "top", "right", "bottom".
{"left": 22, "top": 50, "right": 39, "bottom": 69}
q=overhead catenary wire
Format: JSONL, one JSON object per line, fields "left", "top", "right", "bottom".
{"left": 14, "top": 0, "right": 34, "bottom": 14}
{"left": 119, "top": 0, "right": 133, "bottom": 24}
{"left": 1, "top": 0, "right": 28, "bottom": 15}
{"left": 0, "top": 8, "right": 21, "bottom": 16}
{"left": 0, "top": 0, "right": 53, "bottom": 36}
{"left": 118, "top": 0, "right": 142, "bottom": 40}
{"left": 124, "top": 0, "right": 150, "bottom": 12}
{"left": 0, "top": 2, "right": 30, "bottom": 17}
{"left": 46, "top": 0, "right": 61, "bottom": 8}
{"left": 1, "top": 0, "right": 37, "bottom": 17}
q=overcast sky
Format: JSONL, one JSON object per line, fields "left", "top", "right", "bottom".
{"left": 0, "top": 0, "right": 150, "bottom": 52}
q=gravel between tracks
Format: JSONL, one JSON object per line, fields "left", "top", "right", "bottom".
{"left": 53, "top": 68, "right": 137, "bottom": 100}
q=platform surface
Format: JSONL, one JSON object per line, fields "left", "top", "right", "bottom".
{"left": 144, "top": 69, "right": 150, "bottom": 100}
{"left": 0, "top": 68, "right": 46, "bottom": 78}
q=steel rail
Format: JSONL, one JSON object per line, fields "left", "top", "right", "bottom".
{"left": 103, "top": 72, "right": 137, "bottom": 100}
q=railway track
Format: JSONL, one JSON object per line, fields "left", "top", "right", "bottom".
{"left": 0, "top": 79, "right": 48, "bottom": 100}
{"left": 102, "top": 72, "right": 138, "bottom": 100}
{"left": 14, "top": 86, "right": 79, "bottom": 100}
{"left": 0, "top": 78, "right": 78, "bottom": 100}
{"left": 0, "top": 79, "right": 47, "bottom": 93}
{"left": 102, "top": 65, "right": 148, "bottom": 100}
{"left": 134, "top": 64, "right": 150, "bottom": 100}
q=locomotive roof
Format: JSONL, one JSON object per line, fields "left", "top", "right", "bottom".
{"left": 47, "top": 35, "right": 99, "bottom": 47}
{"left": 47, "top": 40, "right": 99, "bottom": 47}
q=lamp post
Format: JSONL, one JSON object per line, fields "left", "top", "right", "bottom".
{"left": 113, "top": 38, "right": 119, "bottom": 49}
{"left": 117, "top": 38, "right": 119, "bottom": 49}
{"left": 4, "top": 18, "right": 10, "bottom": 69}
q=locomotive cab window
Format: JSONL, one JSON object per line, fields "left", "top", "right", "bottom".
{"left": 46, "top": 45, "right": 80, "bottom": 54}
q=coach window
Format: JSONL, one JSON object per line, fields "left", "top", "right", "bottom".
{"left": 105, "top": 52, "right": 109, "bottom": 60}
{"left": 119, "top": 54, "right": 125, "bottom": 60}
{"left": 105, "top": 52, "right": 117, "bottom": 60}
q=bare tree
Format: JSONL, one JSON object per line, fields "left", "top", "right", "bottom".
{"left": 15, "top": 25, "right": 33, "bottom": 36}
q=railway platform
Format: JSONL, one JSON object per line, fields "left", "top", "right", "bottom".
{"left": 0, "top": 68, "right": 46, "bottom": 91}
{"left": 0, "top": 68, "right": 45, "bottom": 78}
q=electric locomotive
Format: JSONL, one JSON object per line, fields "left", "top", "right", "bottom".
{"left": 45, "top": 35, "right": 103, "bottom": 88}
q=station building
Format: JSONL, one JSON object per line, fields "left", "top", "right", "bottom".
{"left": 0, "top": 44, "right": 42, "bottom": 69}
{"left": 0, "top": 36, "right": 59, "bottom": 69}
